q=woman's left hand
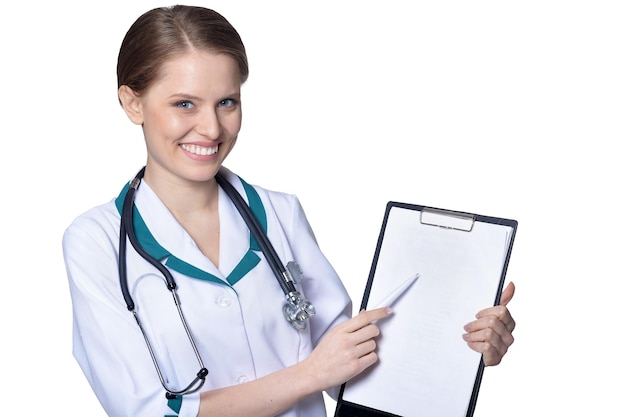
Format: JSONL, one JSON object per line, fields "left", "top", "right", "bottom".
{"left": 462, "top": 281, "right": 516, "bottom": 366}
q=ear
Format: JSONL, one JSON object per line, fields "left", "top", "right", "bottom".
{"left": 118, "top": 85, "right": 144, "bottom": 125}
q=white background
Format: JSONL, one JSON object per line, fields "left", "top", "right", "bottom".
{"left": 1, "top": 1, "right": 624, "bottom": 415}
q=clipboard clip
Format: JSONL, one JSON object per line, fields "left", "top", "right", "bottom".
{"left": 420, "top": 207, "right": 475, "bottom": 232}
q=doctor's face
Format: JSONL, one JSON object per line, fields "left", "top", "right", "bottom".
{"left": 121, "top": 50, "right": 242, "bottom": 184}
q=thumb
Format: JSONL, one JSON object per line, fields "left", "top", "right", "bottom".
{"left": 499, "top": 281, "right": 515, "bottom": 306}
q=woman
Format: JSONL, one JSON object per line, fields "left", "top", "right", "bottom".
{"left": 62, "top": 5, "right": 515, "bottom": 417}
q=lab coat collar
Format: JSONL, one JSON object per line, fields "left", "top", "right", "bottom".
{"left": 114, "top": 168, "right": 267, "bottom": 287}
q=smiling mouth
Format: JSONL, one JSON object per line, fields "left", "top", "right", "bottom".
{"left": 180, "top": 143, "right": 218, "bottom": 156}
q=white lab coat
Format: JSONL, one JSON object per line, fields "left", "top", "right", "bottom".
{"left": 63, "top": 167, "right": 352, "bottom": 417}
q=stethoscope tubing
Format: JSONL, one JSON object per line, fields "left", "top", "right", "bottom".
{"left": 119, "top": 167, "right": 178, "bottom": 311}
{"left": 118, "top": 166, "right": 208, "bottom": 398}
{"left": 214, "top": 172, "right": 297, "bottom": 296}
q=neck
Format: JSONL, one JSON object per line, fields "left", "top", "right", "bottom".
{"left": 143, "top": 168, "right": 220, "bottom": 217}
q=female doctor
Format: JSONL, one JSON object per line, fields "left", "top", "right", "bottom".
{"left": 62, "top": 5, "right": 516, "bottom": 417}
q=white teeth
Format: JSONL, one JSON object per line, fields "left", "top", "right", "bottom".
{"left": 181, "top": 143, "right": 218, "bottom": 156}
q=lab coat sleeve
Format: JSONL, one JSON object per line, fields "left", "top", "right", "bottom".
{"left": 62, "top": 207, "right": 200, "bottom": 417}
{"left": 288, "top": 196, "right": 353, "bottom": 400}
{"left": 290, "top": 197, "right": 352, "bottom": 344}
{"left": 263, "top": 192, "right": 353, "bottom": 400}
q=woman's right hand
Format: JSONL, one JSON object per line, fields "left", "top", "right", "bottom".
{"left": 302, "top": 307, "right": 393, "bottom": 391}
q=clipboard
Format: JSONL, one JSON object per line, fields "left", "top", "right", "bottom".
{"left": 334, "top": 202, "right": 517, "bottom": 417}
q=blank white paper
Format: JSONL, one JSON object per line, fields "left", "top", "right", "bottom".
{"left": 341, "top": 206, "right": 513, "bottom": 417}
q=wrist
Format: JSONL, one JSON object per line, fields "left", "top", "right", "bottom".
{"left": 293, "top": 356, "right": 326, "bottom": 395}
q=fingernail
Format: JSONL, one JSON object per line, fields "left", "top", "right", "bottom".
{"left": 463, "top": 323, "right": 471, "bottom": 331}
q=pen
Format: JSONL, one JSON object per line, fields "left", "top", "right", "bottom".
{"left": 371, "top": 273, "right": 420, "bottom": 309}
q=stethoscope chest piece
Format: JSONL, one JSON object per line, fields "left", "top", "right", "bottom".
{"left": 281, "top": 261, "right": 316, "bottom": 330}
{"left": 283, "top": 293, "right": 316, "bottom": 330}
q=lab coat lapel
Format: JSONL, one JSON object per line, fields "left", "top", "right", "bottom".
{"left": 115, "top": 173, "right": 263, "bottom": 286}
{"left": 136, "top": 182, "right": 226, "bottom": 279}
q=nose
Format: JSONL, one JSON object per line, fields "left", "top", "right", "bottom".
{"left": 195, "top": 108, "right": 222, "bottom": 139}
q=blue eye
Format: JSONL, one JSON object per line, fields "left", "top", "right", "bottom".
{"left": 219, "top": 98, "right": 238, "bottom": 107}
{"left": 176, "top": 100, "right": 194, "bottom": 109}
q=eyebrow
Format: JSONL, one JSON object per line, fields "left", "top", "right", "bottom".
{"left": 168, "top": 93, "right": 202, "bottom": 101}
{"left": 168, "top": 91, "right": 241, "bottom": 101}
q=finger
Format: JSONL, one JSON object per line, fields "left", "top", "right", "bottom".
{"left": 499, "top": 281, "right": 515, "bottom": 306}
{"left": 464, "top": 318, "right": 514, "bottom": 349}
{"left": 474, "top": 305, "right": 516, "bottom": 334}
{"left": 466, "top": 311, "right": 515, "bottom": 341}
{"left": 354, "top": 339, "right": 378, "bottom": 359}
{"left": 342, "top": 308, "right": 392, "bottom": 333}
{"left": 467, "top": 340, "right": 508, "bottom": 366}
{"left": 500, "top": 308, "right": 516, "bottom": 333}
{"left": 355, "top": 350, "right": 379, "bottom": 373}
{"left": 463, "top": 323, "right": 514, "bottom": 366}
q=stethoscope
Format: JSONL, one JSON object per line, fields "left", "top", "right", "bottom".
{"left": 118, "top": 166, "right": 316, "bottom": 399}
